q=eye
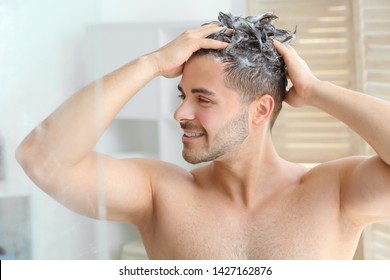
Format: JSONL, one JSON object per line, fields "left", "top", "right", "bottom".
{"left": 178, "top": 93, "right": 185, "bottom": 100}
{"left": 198, "top": 97, "right": 211, "bottom": 104}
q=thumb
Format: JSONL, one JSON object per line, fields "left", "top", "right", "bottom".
{"left": 283, "top": 86, "right": 299, "bottom": 107}
{"left": 284, "top": 86, "right": 295, "bottom": 100}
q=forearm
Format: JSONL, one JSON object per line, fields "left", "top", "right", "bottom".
{"left": 309, "top": 81, "right": 390, "bottom": 165}
{"left": 16, "top": 55, "right": 158, "bottom": 168}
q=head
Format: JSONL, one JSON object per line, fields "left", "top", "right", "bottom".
{"left": 195, "top": 12, "right": 295, "bottom": 127}
{"left": 175, "top": 54, "right": 249, "bottom": 164}
{"left": 175, "top": 12, "right": 295, "bottom": 164}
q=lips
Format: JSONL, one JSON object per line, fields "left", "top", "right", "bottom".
{"left": 182, "top": 130, "right": 205, "bottom": 142}
{"left": 180, "top": 122, "right": 205, "bottom": 140}
{"left": 183, "top": 131, "right": 205, "bottom": 137}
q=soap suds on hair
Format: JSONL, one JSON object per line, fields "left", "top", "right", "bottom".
{"left": 195, "top": 12, "right": 296, "bottom": 128}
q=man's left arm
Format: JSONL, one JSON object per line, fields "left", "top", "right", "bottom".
{"left": 274, "top": 40, "right": 390, "bottom": 223}
{"left": 309, "top": 81, "right": 390, "bottom": 224}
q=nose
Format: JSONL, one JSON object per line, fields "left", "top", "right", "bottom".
{"left": 173, "top": 100, "right": 196, "bottom": 123}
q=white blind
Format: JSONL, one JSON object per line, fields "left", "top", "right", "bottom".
{"left": 365, "top": 222, "right": 390, "bottom": 259}
{"left": 357, "top": 0, "right": 390, "bottom": 260}
{"left": 360, "top": 0, "right": 390, "bottom": 101}
{"left": 248, "top": 0, "right": 359, "bottom": 164}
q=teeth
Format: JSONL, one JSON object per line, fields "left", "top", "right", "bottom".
{"left": 184, "top": 132, "right": 204, "bottom": 137}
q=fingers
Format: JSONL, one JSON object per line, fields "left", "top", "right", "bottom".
{"left": 152, "top": 24, "right": 229, "bottom": 78}
{"left": 272, "top": 39, "right": 286, "bottom": 52}
{"left": 187, "top": 23, "right": 229, "bottom": 42}
{"left": 184, "top": 24, "right": 229, "bottom": 50}
{"left": 284, "top": 86, "right": 295, "bottom": 102}
{"left": 273, "top": 39, "right": 298, "bottom": 58}
{"left": 272, "top": 39, "right": 285, "bottom": 53}
{"left": 199, "top": 38, "right": 229, "bottom": 50}
{"left": 196, "top": 23, "right": 227, "bottom": 37}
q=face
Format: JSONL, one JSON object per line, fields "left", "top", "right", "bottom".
{"left": 174, "top": 55, "right": 249, "bottom": 164}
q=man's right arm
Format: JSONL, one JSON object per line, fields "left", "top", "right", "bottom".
{"left": 16, "top": 55, "right": 160, "bottom": 225}
{"left": 15, "top": 24, "right": 228, "bottom": 226}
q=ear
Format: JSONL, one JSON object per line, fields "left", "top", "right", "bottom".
{"left": 252, "top": 94, "right": 275, "bottom": 126}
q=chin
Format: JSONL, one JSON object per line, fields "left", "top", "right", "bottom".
{"left": 182, "top": 155, "right": 209, "bottom": 165}
{"left": 182, "top": 150, "right": 225, "bottom": 165}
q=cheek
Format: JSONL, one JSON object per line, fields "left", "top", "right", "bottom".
{"left": 196, "top": 110, "right": 221, "bottom": 134}
{"left": 196, "top": 100, "right": 243, "bottom": 134}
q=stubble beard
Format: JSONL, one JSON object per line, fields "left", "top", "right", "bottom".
{"left": 182, "top": 109, "right": 249, "bottom": 164}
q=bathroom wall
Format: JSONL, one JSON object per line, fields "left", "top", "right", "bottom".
{"left": 0, "top": 0, "right": 246, "bottom": 259}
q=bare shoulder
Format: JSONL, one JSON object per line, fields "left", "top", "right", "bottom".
{"left": 121, "top": 158, "right": 196, "bottom": 195}
{"left": 292, "top": 158, "right": 354, "bottom": 206}
{"left": 111, "top": 157, "right": 196, "bottom": 227}
{"left": 303, "top": 155, "right": 384, "bottom": 191}
{"left": 302, "top": 156, "right": 368, "bottom": 183}
{"left": 121, "top": 157, "right": 194, "bottom": 182}
{"left": 297, "top": 156, "right": 367, "bottom": 197}
{"left": 300, "top": 155, "right": 390, "bottom": 225}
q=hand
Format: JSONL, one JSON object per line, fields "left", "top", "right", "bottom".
{"left": 273, "top": 40, "right": 320, "bottom": 107}
{"left": 148, "top": 24, "right": 229, "bottom": 78}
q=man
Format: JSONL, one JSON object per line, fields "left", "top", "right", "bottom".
{"left": 16, "top": 12, "right": 390, "bottom": 259}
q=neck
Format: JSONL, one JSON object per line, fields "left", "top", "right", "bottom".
{"left": 206, "top": 131, "right": 288, "bottom": 208}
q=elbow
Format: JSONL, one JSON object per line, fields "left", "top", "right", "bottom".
{"left": 15, "top": 140, "right": 28, "bottom": 168}
{"left": 15, "top": 134, "right": 50, "bottom": 183}
{"left": 15, "top": 138, "right": 39, "bottom": 179}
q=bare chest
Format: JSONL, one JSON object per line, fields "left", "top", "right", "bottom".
{"left": 143, "top": 189, "right": 359, "bottom": 259}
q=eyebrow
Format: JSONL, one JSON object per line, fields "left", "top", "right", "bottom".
{"left": 177, "top": 85, "right": 216, "bottom": 97}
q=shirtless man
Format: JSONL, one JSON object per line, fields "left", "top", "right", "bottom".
{"left": 16, "top": 13, "right": 390, "bottom": 259}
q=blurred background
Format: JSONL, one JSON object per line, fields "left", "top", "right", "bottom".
{"left": 0, "top": 0, "right": 389, "bottom": 259}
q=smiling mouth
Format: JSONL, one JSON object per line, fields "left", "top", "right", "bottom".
{"left": 184, "top": 132, "right": 205, "bottom": 137}
{"left": 182, "top": 131, "right": 205, "bottom": 141}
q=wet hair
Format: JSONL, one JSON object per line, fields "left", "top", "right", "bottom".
{"left": 194, "top": 12, "right": 296, "bottom": 128}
